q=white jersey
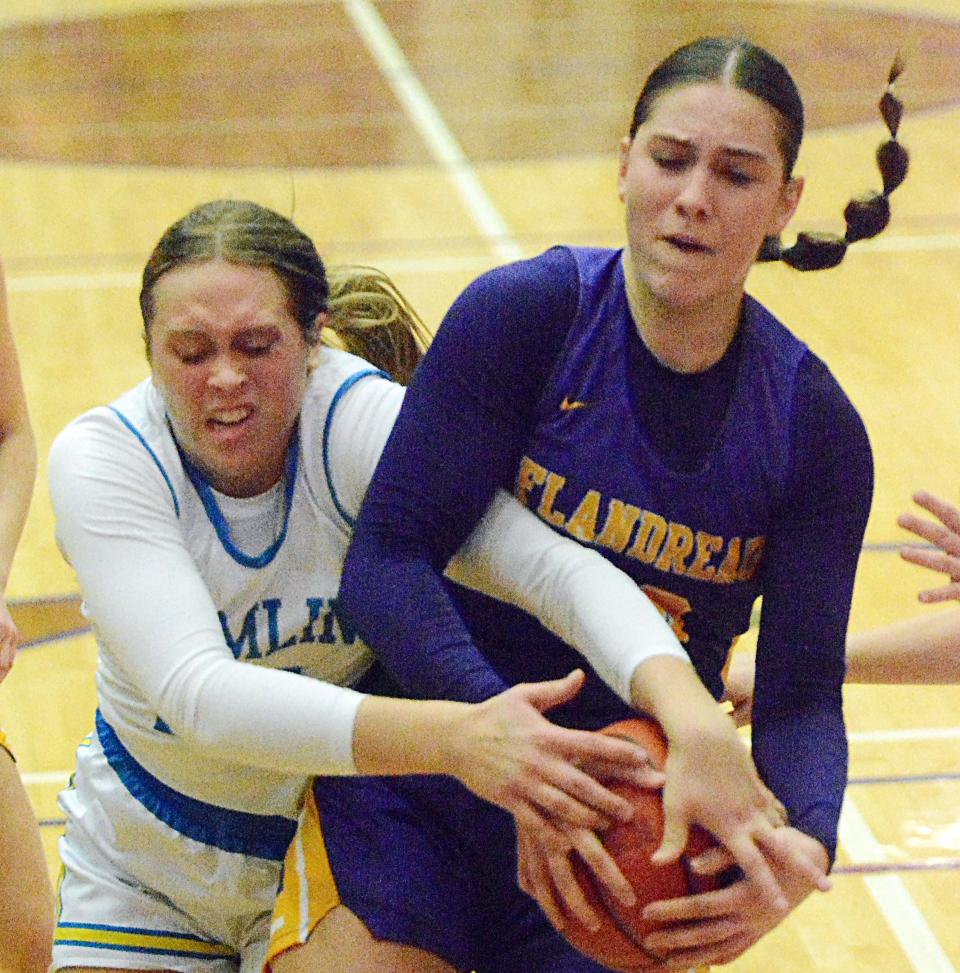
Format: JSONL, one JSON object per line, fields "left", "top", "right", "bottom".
{"left": 49, "top": 346, "right": 689, "bottom": 970}
{"left": 50, "top": 345, "right": 688, "bottom": 854}
{"left": 49, "top": 349, "right": 399, "bottom": 832}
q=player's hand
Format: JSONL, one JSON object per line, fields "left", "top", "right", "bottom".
{"left": 515, "top": 818, "right": 639, "bottom": 934}
{"left": 898, "top": 491, "right": 960, "bottom": 602}
{"left": 720, "top": 650, "right": 757, "bottom": 727}
{"left": 639, "top": 827, "right": 829, "bottom": 969}
{"left": 455, "top": 670, "right": 665, "bottom": 835}
{"left": 653, "top": 712, "right": 829, "bottom": 914}
{"left": 0, "top": 595, "right": 20, "bottom": 682}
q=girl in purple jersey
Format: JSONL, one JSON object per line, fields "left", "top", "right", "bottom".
{"left": 268, "top": 37, "right": 909, "bottom": 973}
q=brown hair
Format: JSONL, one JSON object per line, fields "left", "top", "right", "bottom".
{"left": 140, "top": 200, "right": 428, "bottom": 383}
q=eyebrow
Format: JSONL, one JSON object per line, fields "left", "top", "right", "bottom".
{"left": 649, "top": 133, "right": 772, "bottom": 165}
{"left": 163, "top": 322, "right": 284, "bottom": 338}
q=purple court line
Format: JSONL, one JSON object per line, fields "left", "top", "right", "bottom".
{"left": 20, "top": 625, "right": 91, "bottom": 649}
{"left": 835, "top": 859, "right": 960, "bottom": 875}
{"left": 849, "top": 771, "right": 960, "bottom": 786}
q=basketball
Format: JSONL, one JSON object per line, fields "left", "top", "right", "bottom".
{"left": 561, "top": 717, "right": 718, "bottom": 969}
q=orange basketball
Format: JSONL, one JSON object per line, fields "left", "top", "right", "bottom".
{"left": 562, "top": 717, "right": 718, "bottom": 970}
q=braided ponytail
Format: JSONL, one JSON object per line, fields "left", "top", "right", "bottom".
{"left": 323, "top": 266, "right": 431, "bottom": 385}
{"left": 760, "top": 55, "right": 909, "bottom": 271}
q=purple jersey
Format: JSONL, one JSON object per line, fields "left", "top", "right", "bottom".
{"left": 340, "top": 245, "right": 872, "bottom": 858}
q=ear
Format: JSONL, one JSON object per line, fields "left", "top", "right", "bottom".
{"left": 617, "top": 136, "right": 633, "bottom": 202}
{"left": 769, "top": 175, "right": 804, "bottom": 237}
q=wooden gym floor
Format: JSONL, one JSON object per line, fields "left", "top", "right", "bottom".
{"left": 0, "top": 1, "right": 958, "bottom": 969}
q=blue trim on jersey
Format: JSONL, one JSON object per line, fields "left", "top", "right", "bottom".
{"left": 107, "top": 407, "right": 180, "bottom": 517}
{"left": 177, "top": 425, "right": 300, "bottom": 569}
{"left": 55, "top": 920, "right": 234, "bottom": 959}
{"left": 95, "top": 710, "right": 296, "bottom": 861}
{"left": 322, "top": 368, "right": 388, "bottom": 529}
{"left": 55, "top": 941, "right": 230, "bottom": 960}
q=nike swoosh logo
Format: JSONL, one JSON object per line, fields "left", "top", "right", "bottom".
{"left": 560, "top": 396, "right": 588, "bottom": 411}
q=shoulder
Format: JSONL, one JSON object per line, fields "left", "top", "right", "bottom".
{"left": 420, "top": 247, "right": 587, "bottom": 394}
{"left": 462, "top": 246, "right": 582, "bottom": 311}
{"left": 301, "top": 347, "right": 399, "bottom": 431}
{"left": 49, "top": 378, "right": 183, "bottom": 514}
{"left": 300, "top": 349, "right": 404, "bottom": 519}
{"left": 796, "top": 351, "right": 870, "bottom": 447}
{"left": 50, "top": 379, "right": 166, "bottom": 466}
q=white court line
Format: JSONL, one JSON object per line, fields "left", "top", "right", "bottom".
{"left": 839, "top": 795, "right": 958, "bottom": 973}
{"left": 849, "top": 726, "right": 960, "bottom": 744}
{"left": 8, "top": 232, "right": 960, "bottom": 295}
{"left": 340, "top": 0, "right": 522, "bottom": 264}
{"left": 7, "top": 271, "right": 141, "bottom": 293}
{"left": 21, "top": 770, "right": 71, "bottom": 786}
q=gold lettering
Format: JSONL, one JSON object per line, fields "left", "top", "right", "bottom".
{"left": 626, "top": 511, "right": 667, "bottom": 564}
{"left": 538, "top": 472, "right": 567, "bottom": 528}
{"left": 687, "top": 532, "right": 724, "bottom": 581}
{"left": 654, "top": 522, "right": 695, "bottom": 574}
{"left": 738, "top": 536, "right": 766, "bottom": 581}
{"left": 515, "top": 456, "right": 547, "bottom": 507}
{"left": 715, "top": 537, "right": 741, "bottom": 584}
{"left": 566, "top": 490, "right": 601, "bottom": 542}
{"left": 596, "top": 499, "right": 642, "bottom": 553}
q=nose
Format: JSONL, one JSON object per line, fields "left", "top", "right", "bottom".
{"left": 674, "top": 167, "right": 712, "bottom": 219}
{"left": 208, "top": 355, "right": 246, "bottom": 390}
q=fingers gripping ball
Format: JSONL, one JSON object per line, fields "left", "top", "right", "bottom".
{"left": 563, "top": 718, "right": 718, "bottom": 970}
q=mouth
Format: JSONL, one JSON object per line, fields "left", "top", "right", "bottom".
{"left": 662, "top": 234, "right": 713, "bottom": 255}
{"left": 207, "top": 407, "right": 254, "bottom": 429}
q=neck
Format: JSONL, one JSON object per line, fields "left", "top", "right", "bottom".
{"left": 621, "top": 248, "right": 743, "bottom": 374}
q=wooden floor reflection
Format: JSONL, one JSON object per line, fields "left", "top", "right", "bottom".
{"left": 1, "top": 1, "right": 958, "bottom": 969}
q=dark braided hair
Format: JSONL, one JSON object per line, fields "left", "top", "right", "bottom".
{"left": 759, "top": 53, "right": 908, "bottom": 270}
{"left": 630, "top": 39, "right": 908, "bottom": 272}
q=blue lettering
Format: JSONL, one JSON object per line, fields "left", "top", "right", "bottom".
{"left": 299, "top": 598, "right": 327, "bottom": 644}
{"left": 219, "top": 606, "right": 260, "bottom": 659}
{"left": 263, "top": 598, "right": 300, "bottom": 655}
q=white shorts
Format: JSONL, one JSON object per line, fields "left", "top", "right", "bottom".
{"left": 53, "top": 714, "right": 296, "bottom": 972}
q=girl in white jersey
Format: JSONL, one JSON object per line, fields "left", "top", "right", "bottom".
{"left": 49, "top": 200, "right": 696, "bottom": 973}
{"left": 0, "top": 256, "right": 53, "bottom": 973}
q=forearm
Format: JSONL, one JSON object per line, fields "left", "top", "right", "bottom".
{"left": 448, "top": 489, "right": 689, "bottom": 703}
{"left": 629, "top": 654, "right": 732, "bottom": 743}
{"left": 846, "top": 610, "right": 960, "bottom": 683}
{"left": 0, "top": 423, "right": 36, "bottom": 590}
{"left": 752, "top": 699, "right": 845, "bottom": 858}
{"left": 155, "top": 651, "right": 366, "bottom": 774}
{"left": 352, "top": 694, "right": 467, "bottom": 775}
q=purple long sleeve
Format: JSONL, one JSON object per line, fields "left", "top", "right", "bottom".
{"left": 339, "top": 248, "right": 871, "bottom": 858}
{"left": 339, "top": 249, "right": 579, "bottom": 702}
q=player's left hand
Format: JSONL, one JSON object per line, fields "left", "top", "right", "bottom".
{"left": 515, "top": 817, "right": 641, "bottom": 934}
{"left": 455, "top": 669, "right": 665, "bottom": 835}
{"left": 653, "top": 711, "right": 830, "bottom": 913}
{"left": 639, "top": 827, "right": 829, "bottom": 969}
{"left": 898, "top": 491, "right": 960, "bottom": 602}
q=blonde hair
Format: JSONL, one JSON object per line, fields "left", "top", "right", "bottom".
{"left": 323, "top": 265, "right": 430, "bottom": 385}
